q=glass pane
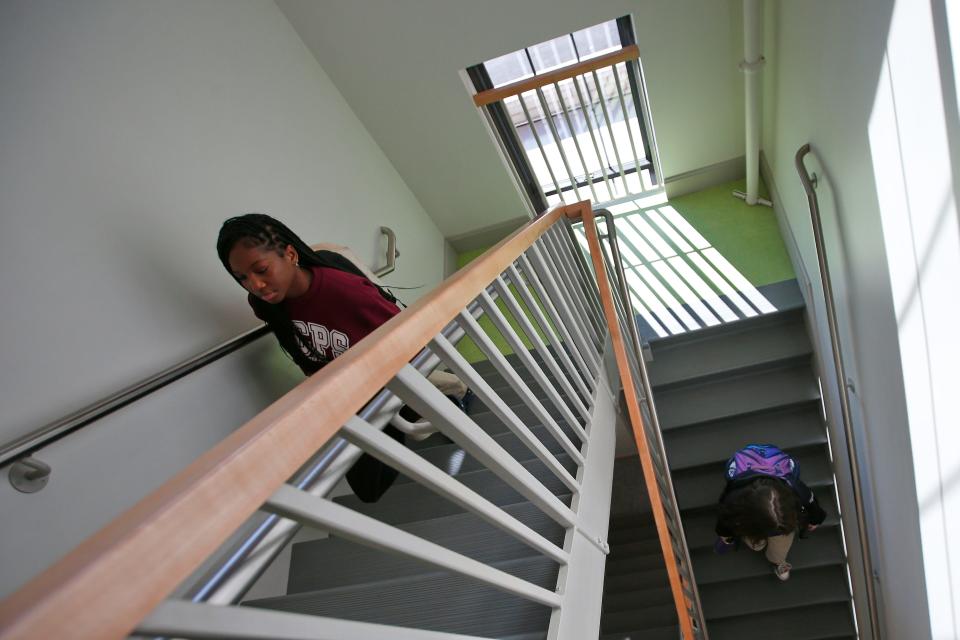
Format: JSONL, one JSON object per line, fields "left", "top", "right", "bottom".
{"left": 527, "top": 35, "right": 577, "bottom": 73}
{"left": 485, "top": 50, "right": 534, "bottom": 88}
{"left": 572, "top": 19, "right": 622, "bottom": 60}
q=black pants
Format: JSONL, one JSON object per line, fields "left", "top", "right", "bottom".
{"left": 345, "top": 424, "right": 405, "bottom": 503}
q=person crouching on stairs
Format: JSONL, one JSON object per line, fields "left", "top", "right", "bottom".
{"left": 216, "top": 213, "right": 470, "bottom": 504}
{"left": 713, "top": 444, "right": 826, "bottom": 581}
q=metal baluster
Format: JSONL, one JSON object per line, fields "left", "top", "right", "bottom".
{"left": 527, "top": 243, "right": 601, "bottom": 370}
{"left": 542, "top": 228, "right": 604, "bottom": 340}
{"left": 476, "top": 291, "right": 589, "bottom": 440}
{"left": 504, "top": 263, "right": 594, "bottom": 403}
{"left": 516, "top": 253, "right": 598, "bottom": 384}
{"left": 456, "top": 310, "right": 586, "bottom": 461}
{"left": 490, "top": 276, "right": 592, "bottom": 423}
{"left": 428, "top": 334, "right": 580, "bottom": 493}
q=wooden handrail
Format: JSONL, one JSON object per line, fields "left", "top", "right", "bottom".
{"left": 575, "top": 207, "right": 697, "bottom": 640}
{"left": 473, "top": 45, "right": 640, "bottom": 107}
{"left": 0, "top": 204, "right": 575, "bottom": 640}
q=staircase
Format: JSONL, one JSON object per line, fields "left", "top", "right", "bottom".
{"left": 243, "top": 355, "right": 588, "bottom": 638}
{"left": 648, "top": 290, "right": 858, "bottom": 639}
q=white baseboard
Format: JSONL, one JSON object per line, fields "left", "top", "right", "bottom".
{"left": 663, "top": 155, "right": 746, "bottom": 198}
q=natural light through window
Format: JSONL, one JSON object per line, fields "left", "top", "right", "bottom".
{"left": 574, "top": 198, "right": 776, "bottom": 338}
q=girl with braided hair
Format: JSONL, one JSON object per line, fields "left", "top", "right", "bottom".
{"left": 216, "top": 213, "right": 416, "bottom": 502}
{"left": 713, "top": 444, "right": 826, "bottom": 581}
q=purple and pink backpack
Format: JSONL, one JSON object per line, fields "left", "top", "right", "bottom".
{"left": 725, "top": 444, "right": 799, "bottom": 488}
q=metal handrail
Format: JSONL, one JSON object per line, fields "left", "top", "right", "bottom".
{"left": 0, "top": 325, "right": 271, "bottom": 467}
{"left": 184, "top": 296, "right": 496, "bottom": 606}
{"left": 795, "top": 143, "right": 881, "bottom": 639}
{"left": 1, "top": 228, "right": 401, "bottom": 471}
{"left": 595, "top": 209, "right": 708, "bottom": 638}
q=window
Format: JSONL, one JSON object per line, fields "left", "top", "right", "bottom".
{"left": 468, "top": 17, "right": 660, "bottom": 212}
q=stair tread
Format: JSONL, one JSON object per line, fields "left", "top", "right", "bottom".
{"left": 333, "top": 453, "right": 574, "bottom": 527}
{"left": 650, "top": 311, "right": 810, "bottom": 388}
{"left": 700, "top": 565, "right": 850, "bottom": 620}
{"left": 705, "top": 601, "right": 855, "bottom": 640}
{"left": 690, "top": 527, "right": 846, "bottom": 584}
{"left": 399, "top": 423, "right": 575, "bottom": 484}
{"left": 680, "top": 485, "right": 838, "bottom": 549}
{"left": 246, "top": 556, "right": 557, "bottom": 637}
{"left": 662, "top": 402, "right": 827, "bottom": 471}
{"left": 655, "top": 362, "right": 820, "bottom": 430}
{"left": 288, "top": 500, "right": 568, "bottom": 593}
{"left": 601, "top": 599, "right": 678, "bottom": 633}
{"left": 672, "top": 445, "right": 833, "bottom": 511}
{"left": 600, "top": 624, "right": 680, "bottom": 640}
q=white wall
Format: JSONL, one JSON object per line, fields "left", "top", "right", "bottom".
{"left": 277, "top": 0, "right": 745, "bottom": 238}
{"left": 763, "top": 0, "right": 960, "bottom": 636}
{"left": 0, "top": 0, "right": 446, "bottom": 597}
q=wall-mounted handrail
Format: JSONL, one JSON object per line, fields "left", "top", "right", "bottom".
{"left": 594, "top": 209, "right": 707, "bottom": 637}
{"left": 0, "top": 325, "right": 271, "bottom": 468}
{"left": 473, "top": 45, "right": 640, "bottom": 107}
{"left": 0, "top": 203, "right": 587, "bottom": 640}
{"left": 373, "top": 226, "right": 399, "bottom": 277}
{"left": 1, "top": 228, "right": 401, "bottom": 477}
{"left": 576, "top": 207, "right": 698, "bottom": 639}
{"left": 795, "top": 143, "right": 881, "bottom": 639}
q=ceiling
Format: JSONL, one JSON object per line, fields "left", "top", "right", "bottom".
{"left": 276, "top": 0, "right": 745, "bottom": 243}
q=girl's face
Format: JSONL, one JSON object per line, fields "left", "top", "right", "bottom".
{"left": 228, "top": 241, "right": 303, "bottom": 304}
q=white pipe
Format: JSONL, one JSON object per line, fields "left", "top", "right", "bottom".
{"left": 741, "top": 0, "right": 765, "bottom": 205}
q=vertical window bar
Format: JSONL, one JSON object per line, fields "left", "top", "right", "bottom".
{"left": 571, "top": 74, "right": 617, "bottom": 200}
{"left": 616, "top": 16, "right": 657, "bottom": 182}
{"left": 534, "top": 87, "right": 582, "bottom": 201}
{"left": 517, "top": 92, "right": 565, "bottom": 202}
{"left": 612, "top": 64, "right": 644, "bottom": 186}
{"left": 590, "top": 69, "right": 629, "bottom": 192}
{"left": 467, "top": 64, "right": 549, "bottom": 212}
{"left": 552, "top": 81, "right": 600, "bottom": 202}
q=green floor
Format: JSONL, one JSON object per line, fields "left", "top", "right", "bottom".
{"left": 454, "top": 177, "right": 795, "bottom": 361}
{"left": 666, "top": 178, "right": 793, "bottom": 288}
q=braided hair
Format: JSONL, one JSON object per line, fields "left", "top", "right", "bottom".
{"left": 216, "top": 213, "right": 395, "bottom": 375}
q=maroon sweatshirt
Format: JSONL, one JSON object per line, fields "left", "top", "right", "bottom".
{"left": 277, "top": 265, "right": 400, "bottom": 367}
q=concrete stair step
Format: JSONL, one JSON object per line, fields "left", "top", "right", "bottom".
{"left": 288, "top": 500, "right": 567, "bottom": 593}
{"left": 671, "top": 445, "right": 833, "bottom": 512}
{"left": 649, "top": 308, "right": 809, "bottom": 389}
{"left": 600, "top": 625, "right": 680, "bottom": 640}
{"left": 680, "top": 486, "right": 838, "bottom": 550}
{"left": 700, "top": 565, "right": 850, "bottom": 620}
{"left": 398, "top": 423, "right": 575, "bottom": 484}
{"left": 333, "top": 453, "right": 573, "bottom": 527}
{"left": 690, "top": 527, "right": 846, "bottom": 584}
{"left": 246, "top": 555, "right": 558, "bottom": 638}
{"left": 662, "top": 402, "right": 827, "bottom": 471}
{"left": 601, "top": 600, "right": 678, "bottom": 633}
{"left": 706, "top": 601, "right": 856, "bottom": 640}
{"left": 655, "top": 362, "right": 821, "bottom": 431}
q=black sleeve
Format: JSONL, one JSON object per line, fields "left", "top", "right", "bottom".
{"left": 794, "top": 478, "right": 827, "bottom": 526}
